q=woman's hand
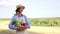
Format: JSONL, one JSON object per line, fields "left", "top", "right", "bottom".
{"left": 17, "top": 26, "right": 27, "bottom": 31}
{"left": 27, "top": 26, "right": 30, "bottom": 28}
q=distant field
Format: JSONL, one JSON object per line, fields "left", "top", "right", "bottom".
{"left": 29, "top": 17, "right": 60, "bottom": 26}
{"left": 0, "top": 17, "right": 60, "bottom": 26}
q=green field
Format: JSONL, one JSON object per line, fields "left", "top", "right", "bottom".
{"left": 29, "top": 17, "right": 60, "bottom": 26}
{"left": 0, "top": 17, "right": 60, "bottom": 26}
{"left": 0, "top": 17, "right": 60, "bottom": 34}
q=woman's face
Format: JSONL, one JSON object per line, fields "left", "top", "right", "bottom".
{"left": 18, "top": 7, "right": 24, "bottom": 13}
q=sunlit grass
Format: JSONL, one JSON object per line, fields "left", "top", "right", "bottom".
{"left": 0, "top": 18, "right": 60, "bottom": 34}
{"left": 0, "top": 17, "right": 60, "bottom": 26}
{"left": 29, "top": 17, "right": 60, "bottom": 26}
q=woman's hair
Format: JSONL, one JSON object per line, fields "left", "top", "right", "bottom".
{"left": 16, "top": 7, "right": 20, "bottom": 13}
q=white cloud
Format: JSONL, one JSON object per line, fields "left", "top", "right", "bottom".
{"left": 0, "top": 0, "right": 22, "bottom": 7}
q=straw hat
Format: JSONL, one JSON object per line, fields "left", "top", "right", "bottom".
{"left": 16, "top": 4, "right": 25, "bottom": 9}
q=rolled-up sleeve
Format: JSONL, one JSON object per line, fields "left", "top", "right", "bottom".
{"left": 9, "top": 16, "right": 17, "bottom": 30}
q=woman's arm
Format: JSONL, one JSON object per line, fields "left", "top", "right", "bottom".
{"left": 24, "top": 15, "right": 31, "bottom": 28}
{"left": 9, "top": 16, "right": 17, "bottom": 30}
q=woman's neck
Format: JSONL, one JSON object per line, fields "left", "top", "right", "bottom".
{"left": 18, "top": 13, "right": 23, "bottom": 16}
{"left": 16, "top": 12, "right": 23, "bottom": 16}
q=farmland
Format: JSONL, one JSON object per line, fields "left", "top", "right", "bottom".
{"left": 1, "top": 17, "right": 60, "bottom": 26}
{"left": 0, "top": 17, "right": 60, "bottom": 34}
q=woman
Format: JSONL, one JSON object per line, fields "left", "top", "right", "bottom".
{"left": 9, "top": 4, "right": 30, "bottom": 34}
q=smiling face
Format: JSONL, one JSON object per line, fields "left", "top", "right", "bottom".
{"left": 16, "top": 6, "right": 25, "bottom": 14}
{"left": 18, "top": 7, "right": 24, "bottom": 13}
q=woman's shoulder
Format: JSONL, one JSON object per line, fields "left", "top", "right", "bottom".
{"left": 13, "top": 14, "right": 17, "bottom": 17}
{"left": 22, "top": 14, "right": 27, "bottom": 17}
{"left": 12, "top": 14, "right": 27, "bottom": 18}
{"left": 22, "top": 14, "right": 28, "bottom": 19}
{"left": 12, "top": 14, "right": 18, "bottom": 19}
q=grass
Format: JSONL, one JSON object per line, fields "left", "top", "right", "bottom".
{"left": 0, "top": 18, "right": 60, "bottom": 34}
{"left": 29, "top": 17, "right": 60, "bottom": 26}
{"left": 0, "top": 17, "right": 60, "bottom": 26}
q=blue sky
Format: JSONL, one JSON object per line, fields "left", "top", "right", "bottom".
{"left": 0, "top": 0, "right": 60, "bottom": 18}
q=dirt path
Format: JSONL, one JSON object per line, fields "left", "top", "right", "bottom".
{"left": 29, "top": 26, "right": 60, "bottom": 34}
{"left": 0, "top": 25, "right": 60, "bottom": 34}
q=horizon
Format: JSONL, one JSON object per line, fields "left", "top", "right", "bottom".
{"left": 0, "top": 17, "right": 60, "bottom": 19}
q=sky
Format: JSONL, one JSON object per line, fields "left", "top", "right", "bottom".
{"left": 0, "top": 0, "right": 60, "bottom": 18}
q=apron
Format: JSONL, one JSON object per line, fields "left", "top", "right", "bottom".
{"left": 16, "top": 16, "right": 28, "bottom": 34}
{"left": 16, "top": 29, "right": 28, "bottom": 34}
